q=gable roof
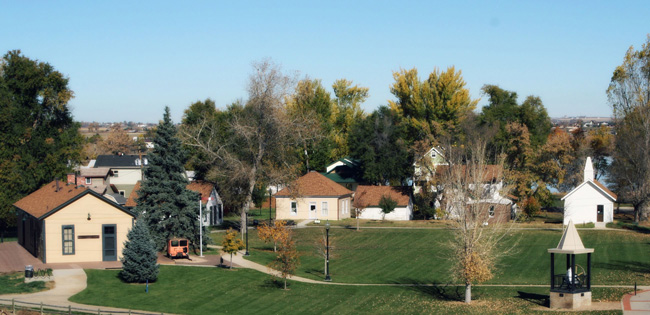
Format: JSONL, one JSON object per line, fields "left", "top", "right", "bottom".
{"left": 561, "top": 179, "right": 617, "bottom": 201}
{"left": 126, "top": 180, "right": 216, "bottom": 207}
{"left": 125, "top": 181, "right": 141, "bottom": 207}
{"left": 354, "top": 185, "right": 411, "bottom": 207}
{"left": 275, "top": 171, "right": 352, "bottom": 197}
{"left": 94, "top": 155, "right": 147, "bottom": 168}
{"left": 14, "top": 180, "right": 134, "bottom": 219}
{"left": 434, "top": 165, "right": 503, "bottom": 183}
{"left": 187, "top": 181, "right": 216, "bottom": 204}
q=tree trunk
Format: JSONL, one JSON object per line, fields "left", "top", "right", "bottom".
{"left": 284, "top": 277, "right": 287, "bottom": 290}
{"left": 634, "top": 204, "right": 640, "bottom": 223}
{"left": 230, "top": 253, "right": 233, "bottom": 269}
{"left": 356, "top": 215, "right": 360, "bottom": 231}
{"left": 465, "top": 283, "right": 472, "bottom": 304}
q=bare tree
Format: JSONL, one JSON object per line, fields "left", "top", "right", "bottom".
{"left": 352, "top": 190, "right": 370, "bottom": 231}
{"left": 437, "top": 138, "right": 515, "bottom": 303}
{"left": 181, "top": 60, "right": 318, "bottom": 234}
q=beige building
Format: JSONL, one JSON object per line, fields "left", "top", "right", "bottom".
{"left": 15, "top": 180, "right": 135, "bottom": 263}
{"left": 275, "top": 172, "right": 352, "bottom": 221}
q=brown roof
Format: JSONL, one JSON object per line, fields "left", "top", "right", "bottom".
{"left": 354, "top": 186, "right": 411, "bottom": 207}
{"left": 14, "top": 181, "right": 90, "bottom": 218}
{"left": 593, "top": 180, "right": 618, "bottom": 200}
{"left": 187, "top": 181, "right": 215, "bottom": 204}
{"left": 125, "top": 181, "right": 141, "bottom": 207}
{"left": 126, "top": 180, "right": 214, "bottom": 208}
{"left": 434, "top": 165, "right": 503, "bottom": 183}
{"left": 79, "top": 167, "right": 111, "bottom": 178}
{"left": 275, "top": 171, "right": 352, "bottom": 197}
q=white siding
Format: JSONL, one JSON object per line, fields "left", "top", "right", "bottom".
{"left": 563, "top": 183, "right": 614, "bottom": 225}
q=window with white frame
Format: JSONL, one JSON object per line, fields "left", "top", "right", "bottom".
{"left": 488, "top": 205, "right": 495, "bottom": 217}
{"left": 85, "top": 177, "right": 92, "bottom": 185}
{"left": 291, "top": 201, "right": 297, "bottom": 215}
{"left": 113, "top": 170, "right": 119, "bottom": 177}
{"left": 322, "top": 201, "right": 329, "bottom": 216}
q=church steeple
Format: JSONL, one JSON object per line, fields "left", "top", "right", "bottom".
{"left": 584, "top": 157, "right": 594, "bottom": 182}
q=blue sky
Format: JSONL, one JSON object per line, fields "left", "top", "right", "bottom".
{"left": 1, "top": 1, "right": 648, "bottom": 123}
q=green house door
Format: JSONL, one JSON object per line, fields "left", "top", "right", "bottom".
{"left": 102, "top": 224, "right": 117, "bottom": 261}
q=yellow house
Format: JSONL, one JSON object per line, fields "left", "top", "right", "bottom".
{"left": 14, "top": 180, "right": 135, "bottom": 263}
{"left": 275, "top": 172, "right": 353, "bottom": 221}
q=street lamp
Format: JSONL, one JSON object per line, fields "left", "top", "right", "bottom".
{"left": 245, "top": 211, "right": 250, "bottom": 256}
{"left": 198, "top": 193, "right": 203, "bottom": 257}
{"left": 325, "top": 220, "right": 331, "bottom": 281}
{"left": 268, "top": 188, "right": 273, "bottom": 224}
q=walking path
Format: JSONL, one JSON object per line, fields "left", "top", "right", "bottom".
{"left": 622, "top": 289, "right": 650, "bottom": 314}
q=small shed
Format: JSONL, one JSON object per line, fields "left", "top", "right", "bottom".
{"left": 562, "top": 157, "right": 616, "bottom": 228}
{"left": 547, "top": 220, "right": 593, "bottom": 309}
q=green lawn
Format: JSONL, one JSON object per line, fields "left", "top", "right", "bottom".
{"left": 0, "top": 272, "right": 48, "bottom": 294}
{"left": 70, "top": 266, "right": 623, "bottom": 315}
{"left": 237, "top": 228, "right": 650, "bottom": 285}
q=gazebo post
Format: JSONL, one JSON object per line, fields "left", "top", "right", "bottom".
{"left": 550, "top": 253, "right": 555, "bottom": 289}
{"left": 587, "top": 253, "right": 591, "bottom": 290}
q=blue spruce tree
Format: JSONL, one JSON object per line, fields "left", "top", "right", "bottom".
{"left": 119, "top": 219, "right": 159, "bottom": 283}
{"left": 135, "top": 107, "right": 202, "bottom": 251}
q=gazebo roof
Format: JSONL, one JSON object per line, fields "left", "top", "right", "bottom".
{"left": 548, "top": 220, "right": 594, "bottom": 254}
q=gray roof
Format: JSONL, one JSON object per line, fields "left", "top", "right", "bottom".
{"left": 94, "top": 155, "right": 147, "bottom": 168}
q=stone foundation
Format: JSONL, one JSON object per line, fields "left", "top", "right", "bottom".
{"left": 550, "top": 291, "right": 591, "bottom": 309}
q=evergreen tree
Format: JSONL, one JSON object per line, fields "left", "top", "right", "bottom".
{"left": 135, "top": 107, "right": 201, "bottom": 251}
{"left": 119, "top": 220, "right": 159, "bottom": 283}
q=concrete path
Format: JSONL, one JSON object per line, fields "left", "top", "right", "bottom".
{"left": 622, "top": 289, "right": 650, "bottom": 314}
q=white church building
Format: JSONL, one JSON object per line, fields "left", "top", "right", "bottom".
{"left": 561, "top": 157, "right": 617, "bottom": 228}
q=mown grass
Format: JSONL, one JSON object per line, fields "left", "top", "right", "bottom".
{"left": 70, "top": 266, "right": 623, "bottom": 315}
{"left": 237, "top": 228, "right": 650, "bottom": 285}
{"left": 0, "top": 272, "right": 48, "bottom": 294}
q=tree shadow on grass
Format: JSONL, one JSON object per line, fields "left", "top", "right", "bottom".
{"left": 597, "top": 260, "right": 650, "bottom": 274}
{"left": 394, "top": 278, "right": 463, "bottom": 301}
{"left": 515, "top": 291, "right": 549, "bottom": 307}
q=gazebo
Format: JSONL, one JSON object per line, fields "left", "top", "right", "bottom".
{"left": 547, "top": 220, "right": 593, "bottom": 309}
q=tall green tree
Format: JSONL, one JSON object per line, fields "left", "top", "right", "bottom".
{"left": 331, "top": 79, "right": 368, "bottom": 159}
{"left": 286, "top": 78, "right": 333, "bottom": 172}
{"left": 119, "top": 219, "right": 159, "bottom": 283}
{"left": 607, "top": 36, "right": 650, "bottom": 222}
{"left": 389, "top": 67, "right": 478, "bottom": 143}
{"left": 181, "top": 98, "right": 220, "bottom": 180}
{"left": 348, "top": 106, "right": 412, "bottom": 185}
{"left": 479, "top": 85, "right": 552, "bottom": 151}
{"left": 136, "top": 107, "right": 202, "bottom": 251}
{"left": 0, "top": 50, "right": 83, "bottom": 230}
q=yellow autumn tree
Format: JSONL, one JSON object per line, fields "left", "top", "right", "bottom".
{"left": 221, "top": 228, "right": 245, "bottom": 269}
{"left": 269, "top": 227, "right": 300, "bottom": 290}
{"left": 257, "top": 220, "right": 289, "bottom": 252}
{"left": 389, "top": 67, "right": 478, "bottom": 143}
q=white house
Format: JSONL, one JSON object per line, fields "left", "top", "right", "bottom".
{"left": 562, "top": 157, "right": 617, "bottom": 227}
{"left": 354, "top": 185, "right": 413, "bottom": 221}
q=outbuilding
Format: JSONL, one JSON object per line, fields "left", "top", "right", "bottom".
{"left": 15, "top": 180, "right": 135, "bottom": 263}
{"left": 354, "top": 185, "right": 413, "bottom": 221}
{"left": 562, "top": 157, "right": 617, "bottom": 227}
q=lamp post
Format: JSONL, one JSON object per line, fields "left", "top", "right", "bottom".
{"left": 244, "top": 211, "right": 250, "bottom": 256}
{"left": 199, "top": 193, "right": 203, "bottom": 257}
{"left": 268, "top": 188, "right": 273, "bottom": 224}
{"left": 325, "top": 220, "right": 331, "bottom": 281}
